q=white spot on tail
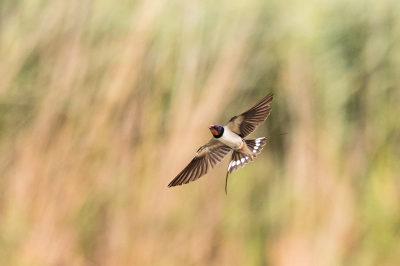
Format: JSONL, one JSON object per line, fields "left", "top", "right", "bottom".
{"left": 228, "top": 161, "right": 232, "bottom": 171}
{"left": 254, "top": 146, "right": 259, "bottom": 149}
{"left": 253, "top": 150, "right": 257, "bottom": 153}
{"left": 246, "top": 157, "right": 249, "bottom": 160}
{"left": 241, "top": 158, "right": 245, "bottom": 163}
{"left": 255, "top": 143, "right": 260, "bottom": 147}
{"left": 236, "top": 160, "right": 240, "bottom": 165}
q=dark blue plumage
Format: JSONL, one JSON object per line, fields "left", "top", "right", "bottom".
{"left": 208, "top": 124, "right": 224, "bottom": 138}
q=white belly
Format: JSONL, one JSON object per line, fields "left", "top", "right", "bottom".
{"left": 218, "top": 127, "right": 243, "bottom": 149}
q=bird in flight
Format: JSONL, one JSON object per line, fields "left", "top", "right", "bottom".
{"left": 168, "top": 93, "right": 274, "bottom": 194}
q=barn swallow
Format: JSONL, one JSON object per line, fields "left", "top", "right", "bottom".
{"left": 168, "top": 93, "right": 274, "bottom": 194}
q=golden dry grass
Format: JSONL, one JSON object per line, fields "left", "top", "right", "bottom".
{"left": 0, "top": 0, "right": 400, "bottom": 265}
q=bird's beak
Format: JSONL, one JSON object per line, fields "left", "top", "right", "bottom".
{"left": 208, "top": 125, "right": 214, "bottom": 129}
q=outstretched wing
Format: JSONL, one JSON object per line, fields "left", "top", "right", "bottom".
{"left": 226, "top": 93, "right": 273, "bottom": 138}
{"left": 168, "top": 139, "right": 232, "bottom": 187}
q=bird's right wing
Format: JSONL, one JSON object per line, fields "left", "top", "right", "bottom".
{"left": 168, "top": 138, "right": 232, "bottom": 187}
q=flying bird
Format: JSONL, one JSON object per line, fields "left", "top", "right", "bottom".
{"left": 168, "top": 93, "right": 274, "bottom": 193}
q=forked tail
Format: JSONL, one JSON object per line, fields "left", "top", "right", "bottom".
{"left": 225, "top": 137, "right": 268, "bottom": 194}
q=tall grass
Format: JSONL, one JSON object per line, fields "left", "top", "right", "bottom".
{"left": 0, "top": 0, "right": 399, "bottom": 265}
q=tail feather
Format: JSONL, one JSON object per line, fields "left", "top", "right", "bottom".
{"left": 225, "top": 137, "right": 268, "bottom": 194}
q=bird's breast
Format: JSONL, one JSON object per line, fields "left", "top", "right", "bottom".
{"left": 218, "top": 127, "right": 243, "bottom": 149}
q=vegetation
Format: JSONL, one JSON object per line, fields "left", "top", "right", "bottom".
{"left": 0, "top": 0, "right": 399, "bottom": 265}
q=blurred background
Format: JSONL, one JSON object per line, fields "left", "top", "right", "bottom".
{"left": 0, "top": 0, "right": 400, "bottom": 265}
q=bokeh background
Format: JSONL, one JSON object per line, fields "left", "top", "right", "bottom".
{"left": 1, "top": 0, "right": 400, "bottom": 265}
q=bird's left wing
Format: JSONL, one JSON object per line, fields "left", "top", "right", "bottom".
{"left": 168, "top": 138, "right": 232, "bottom": 187}
{"left": 226, "top": 93, "right": 273, "bottom": 138}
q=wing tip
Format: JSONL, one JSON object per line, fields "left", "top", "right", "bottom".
{"left": 265, "top": 93, "right": 274, "bottom": 103}
{"left": 168, "top": 182, "right": 183, "bottom": 188}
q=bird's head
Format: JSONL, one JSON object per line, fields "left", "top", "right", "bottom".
{"left": 208, "top": 124, "right": 224, "bottom": 138}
